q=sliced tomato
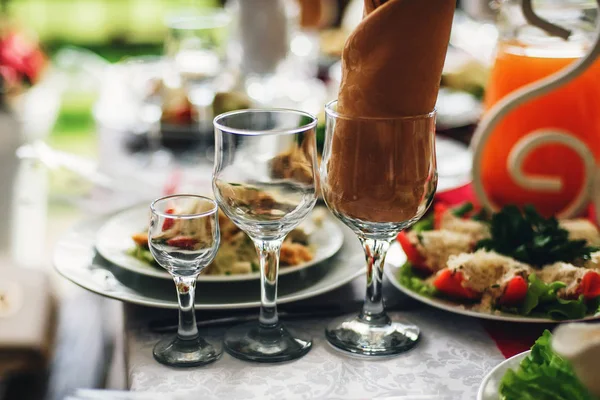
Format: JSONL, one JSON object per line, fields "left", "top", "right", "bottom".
{"left": 498, "top": 276, "right": 528, "bottom": 306}
{"left": 396, "top": 231, "right": 430, "bottom": 273}
{"left": 433, "top": 203, "right": 450, "bottom": 230}
{"left": 167, "top": 236, "right": 197, "bottom": 250}
{"left": 162, "top": 208, "right": 176, "bottom": 230}
{"left": 433, "top": 269, "right": 480, "bottom": 300}
{"left": 577, "top": 271, "right": 600, "bottom": 300}
{"left": 174, "top": 106, "right": 193, "bottom": 123}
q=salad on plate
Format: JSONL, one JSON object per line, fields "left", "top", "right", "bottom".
{"left": 130, "top": 205, "right": 315, "bottom": 277}
{"left": 396, "top": 203, "right": 600, "bottom": 320}
{"left": 498, "top": 330, "right": 595, "bottom": 400}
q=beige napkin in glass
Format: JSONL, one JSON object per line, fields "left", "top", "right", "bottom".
{"left": 0, "top": 267, "right": 55, "bottom": 377}
{"left": 325, "top": 0, "right": 455, "bottom": 223}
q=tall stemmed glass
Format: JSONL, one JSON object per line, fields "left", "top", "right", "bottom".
{"left": 165, "top": 9, "right": 230, "bottom": 128}
{"left": 320, "top": 100, "right": 437, "bottom": 356}
{"left": 212, "top": 109, "right": 318, "bottom": 362}
{"left": 148, "top": 195, "right": 221, "bottom": 367}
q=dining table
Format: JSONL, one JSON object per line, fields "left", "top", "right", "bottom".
{"left": 0, "top": 101, "right": 553, "bottom": 399}
{"left": 116, "top": 178, "right": 556, "bottom": 399}
{"left": 123, "top": 279, "right": 508, "bottom": 399}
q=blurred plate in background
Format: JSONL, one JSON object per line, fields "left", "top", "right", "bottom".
{"left": 436, "top": 135, "right": 473, "bottom": 193}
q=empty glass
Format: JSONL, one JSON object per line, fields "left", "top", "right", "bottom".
{"left": 165, "top": 9, "right": 231, "bottom": 119}
{"left": 212, "top": 109, "right": 318, "bottom": 362}
{"left": 148, "top": 194, "right": 222, "bottom": 367}
{"left": 165, "top": 9, "right": 230, "bottom": 83}
{"left": 320, "top": 100, "right": 437, "bottom": 356}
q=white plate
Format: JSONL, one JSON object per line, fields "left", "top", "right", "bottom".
{"left": 477, "top": 351, "right": 529, "bottom": 400}
{"left": 54, "top": 212, "right": 364, "bottom": 310}
{"left": 436, "top": 135, "right": 472, "bottom": 193}
{"left": 95, "top": 205, "right": 344, "bottom": 282}
{"left": 385, "top": 242, "right": 600, "bottom": 323}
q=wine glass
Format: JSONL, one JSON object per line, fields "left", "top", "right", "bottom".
{"left": 320, "top": 100, "right": 437, "bottom": 356}
{"left": 148, "top": 194, "right": 222, "bottom": 367}
{"left": 165, "top": 9, "right": 231, "bottom": 129}
{"left": 212, "top": 109, "right": 318, "bottom": 362}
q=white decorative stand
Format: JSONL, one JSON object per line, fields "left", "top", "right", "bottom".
{"left": 470, "top": 0, "right": 600, "bottom": 219}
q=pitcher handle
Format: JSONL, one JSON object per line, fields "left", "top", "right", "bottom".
{"left": 470, "top": 0, "right": 600, "bottom": 218}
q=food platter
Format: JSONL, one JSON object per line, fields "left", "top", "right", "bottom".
{"left": 477, "top": 351, "right": 529, "bottom": 400}
{"left": 384, "top": 243, "right": 600, "bottom": 323}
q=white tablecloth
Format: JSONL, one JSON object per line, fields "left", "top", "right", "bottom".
{"left": 125, "top": 280, "right": 504, "bottom": 400}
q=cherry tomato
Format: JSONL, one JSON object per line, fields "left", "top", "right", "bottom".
{"left": 162, "top": 208, "right": 175, "bottom": 230}
{"left": 396, "top": 231, "right": 430, "bottom": 273}
{"left": 433, "top": 269, "right": 480, "bottom": 300}
{"left": 577, "top": 271, "right": 600, "bottom": 300}
{"left": 498, "top": 276, "right": 528, "bottom": 306}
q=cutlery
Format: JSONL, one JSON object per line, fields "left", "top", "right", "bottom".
{"left": 148, "top": 302, "right": 364, "bottom": 333}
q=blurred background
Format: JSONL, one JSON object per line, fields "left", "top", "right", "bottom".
{"left": 0, "top": 0, "right": 487, "bottom": 213}
{"left": 0, "top": 0, "right": 505, "bottom": 398}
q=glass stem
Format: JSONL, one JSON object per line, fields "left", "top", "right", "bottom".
{"left": 359, "top": 238, "right": 392, "bottom": 324}
{"left": 173, "top": 274, "right": 199, "bottom": 341}
{"left": 254, "top": 238, "right": 284, "bottom": 328}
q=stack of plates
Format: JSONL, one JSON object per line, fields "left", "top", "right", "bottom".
{"left": 53, "top": 204, "right": 365, "bottom": 309}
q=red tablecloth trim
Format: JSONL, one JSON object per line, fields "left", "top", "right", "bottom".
{"left": 481, "top": 321, "right": 553, "bottom": 358}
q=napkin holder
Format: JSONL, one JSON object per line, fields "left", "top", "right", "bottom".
{"left": 0, "top": 266, "right": 56, "bottom": 377}
{"left": 470, "top": 0, "right": 600, "bottom": 220}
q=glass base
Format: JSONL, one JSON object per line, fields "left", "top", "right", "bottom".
{"left": 224, "top": 321, "right": 312, "bottom": 363}
{"left": 325, "top": 313, "right": 420, "bottom": 357}
{"left": 153, "top": 335, "right": 222, "bottom": 367}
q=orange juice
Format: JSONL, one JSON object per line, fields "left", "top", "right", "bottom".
{"left": 482, "top": 42, "right": 600, "bottom": 216}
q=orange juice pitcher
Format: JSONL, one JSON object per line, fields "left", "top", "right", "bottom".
{"left": 472, "top": 0, "right": 600, "bottom": 217}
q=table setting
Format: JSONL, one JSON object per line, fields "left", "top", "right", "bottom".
{"left": 3, "top": 0, "right": 600, "bottom": 398}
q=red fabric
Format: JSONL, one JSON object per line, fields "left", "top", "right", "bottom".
{"left": 436, "top": 184, "right": 596, "bottom": 359}
{"left": 482, "top": 321, "right": 554, "bottom": 359}
{"left": 435, "top": 184, "right": 477, "bottom": 206}
{"left": 163, "top": 168, "right": 183, "bottom": 196}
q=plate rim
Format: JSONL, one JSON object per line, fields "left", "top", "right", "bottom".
{"left": 95, "top": 204, "right": 345, "bottom": 282}
{"left": 385, "top": 244, "right": 600, "bottom": 323}
{"left": 477, "top": 351, "right": 530, "bottom": 400}
{"left": 54, "top": 257, "right": 365, "bottom": 309}
{"left": 54, "top": 212, "right": 365, "bottom": 310}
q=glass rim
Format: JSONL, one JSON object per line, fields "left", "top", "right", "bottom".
{"left": 150, "top": 194, "right": 218, "bottom": 219}
{"left": 324, "top": 100, "right": 436, "bottom": 121}
{"left": 213, "top": 108, "right": 318, "bottom": 136}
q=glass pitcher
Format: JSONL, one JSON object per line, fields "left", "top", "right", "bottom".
{"left": 479, "top": 0, "right": 600, "bottom": 217}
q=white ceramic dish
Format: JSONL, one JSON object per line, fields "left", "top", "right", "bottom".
{"left": 95, "top": 205, "right": 344, "bottom": 282}
{"left": 435, "top": 135, "right": 473, "bottom": 192}
{"left": 55, "top": 212, "right": 364, "bottom": 310}
{"left": 384, "top": 242, "right": 600, "bottom": 323}
{"left": 477, "top": 351, "right": 529, "bottom": 400}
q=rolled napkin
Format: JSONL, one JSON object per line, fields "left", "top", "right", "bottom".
{"left": 325, "top": 0, "right": 454, "bottom": 223}
{"left": 338, "top": 0, "right": 454, "bottom": 117}
{"left": 0, "top": 267, "right": 55, "bottom": 377}
{"left": 298, "top": 0, "right": 322, "bottom": 28}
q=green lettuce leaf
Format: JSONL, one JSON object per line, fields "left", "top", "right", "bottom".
{"left": 499, "top": 330, "right": 596, "bottom": 400}
{"left": 397, "top": 262, "right": 437, "bottom": 298}
{"left": 398, "top": 267, "right": 594, "bottom": 320}
{"left": 517, "top": 274, "right": 587, "bottom": 320}
{"left": 412, "top": 213, "right": 434, "bottom": 233}
{"left": 127, "top": 246, "right": 158, "bottom": 267}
